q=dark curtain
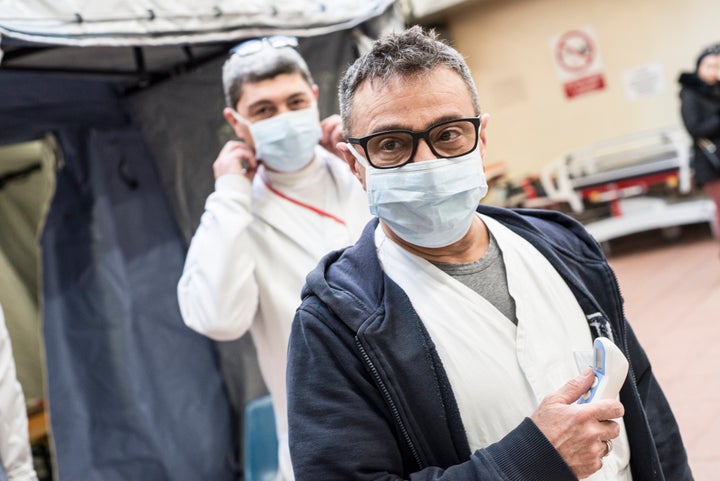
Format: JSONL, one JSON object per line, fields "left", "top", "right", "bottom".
{"left": 0, "top": 72, "right": 236, "bottom": 481}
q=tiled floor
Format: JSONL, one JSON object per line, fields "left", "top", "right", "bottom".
{"left": 605, "top": 223, "right": 719, "bottom": 480}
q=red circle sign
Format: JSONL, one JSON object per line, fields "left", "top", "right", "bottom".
{"left": 556, "top": 29, "right": 595, "bottom": 73}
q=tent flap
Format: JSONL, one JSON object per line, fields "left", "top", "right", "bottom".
{"left": 0, "top": 0, "right": 396, "bottom": 46}
{"left": 34, "top": 90, "right": 236, "bottom": 480}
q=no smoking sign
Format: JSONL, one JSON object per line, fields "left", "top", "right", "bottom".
{"left": 550, "top": 26, "right": 606, "bottom": 99}
{"left": 556, "top": 29, "right": 595, "bottom": 72}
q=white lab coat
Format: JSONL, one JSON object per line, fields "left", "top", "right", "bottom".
{"left": 177, "top": 146, "right": 371, "bottom": 481}
{"left": 0, "top": 305, "right": 38, "bottom": 481}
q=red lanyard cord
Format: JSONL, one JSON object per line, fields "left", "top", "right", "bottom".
{"left": 261, "top": 176, "right": 346, "bottom": 226}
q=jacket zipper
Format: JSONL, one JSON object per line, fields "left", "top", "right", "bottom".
{"left": 603, "top": 263, "right": 663, "bottom": 481}
{"left": 600, "top": 263, "right": 636, "bottom": 388}
{"left": 355, "top": 338, "right": 424, "bottom": 469}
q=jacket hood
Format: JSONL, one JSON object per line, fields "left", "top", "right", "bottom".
{"left": 678, "top": 72, "right": 705, "bottom": 88}
{"left": 678, "top": 71, "right": 720, "bottom": 98}
{"left": 300, "top": 218, "right": 384, "bottom": 332}
{"left": 301, "top": 205, "right": 605, "bottom": 332}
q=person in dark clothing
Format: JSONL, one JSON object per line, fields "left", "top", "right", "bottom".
{"left": 287, "top": 26, "right": 694, "bottom": 480}
{"left": 679, "top": 45, "right": 720, "bottom": 237}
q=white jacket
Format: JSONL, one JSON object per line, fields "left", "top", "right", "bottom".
{"left": 177, "top": 146, "right": 371, "bottom": 481}
{"left": 0, "top": 305, "right": 38, "bottom": 481}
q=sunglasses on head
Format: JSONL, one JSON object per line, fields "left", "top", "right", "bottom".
{"left": 229, "top": 36, "right": 299, "bottom": 57}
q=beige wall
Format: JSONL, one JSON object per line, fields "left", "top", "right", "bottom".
{"left": 437, "top": 0, "right": 720, "bottom": 178}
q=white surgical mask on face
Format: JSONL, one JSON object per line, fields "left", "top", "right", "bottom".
{"left": 233, "top": 104, "right": 322, "bottom": 172}
{"left": 346, "top": 145, "right": 489, "bottom": 248}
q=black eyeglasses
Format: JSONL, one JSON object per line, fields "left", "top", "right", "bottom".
{"left": 348, "top": 117, "right": 481, "bottom": 169}
{"left": 229, "top": 36, "right": 299, "bottom": 57}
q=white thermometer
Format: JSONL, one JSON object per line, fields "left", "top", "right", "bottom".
{"left": 577, "top": 337, "right": 629, "bottom": 404}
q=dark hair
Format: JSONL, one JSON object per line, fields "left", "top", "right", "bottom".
{"left": 338, "top": 25, "right": 481, "bottom": 135}
{"left": 222, "top": 44, "right": 314, "bottom": 109}
{"left": 696, "top": 44, "right": 720, "bottom": 71}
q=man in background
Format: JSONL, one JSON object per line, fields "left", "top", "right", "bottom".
{"left": 177, "top": 36, "right": 370, "bottom": 480}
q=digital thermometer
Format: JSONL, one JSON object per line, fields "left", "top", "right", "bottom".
{"left": 577, "top": 337, "right": 629, "bottom": 404}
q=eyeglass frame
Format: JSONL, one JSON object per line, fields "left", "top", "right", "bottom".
{"left": 229, "top": 35, "right": 299, "bottom": 57}
{"left": 347, "top": 116, "right": 481, "bottom": 169}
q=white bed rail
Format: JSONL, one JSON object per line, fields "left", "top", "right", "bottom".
{"left": 540, "top": 127, "right": 691, "bottom": 213}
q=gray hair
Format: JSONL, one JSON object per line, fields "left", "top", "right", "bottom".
{"left": 339, "top": 26, "right": 480, "bottom": 135}
{"left": 222, "top": 44, "right": 314, "bottom": 109}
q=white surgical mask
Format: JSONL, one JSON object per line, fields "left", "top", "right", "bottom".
{"left": 346, "top": 145, "right": 488, "bottom": 248}
{"left": 233, "top": 105, "right": 322, "bottom": 172}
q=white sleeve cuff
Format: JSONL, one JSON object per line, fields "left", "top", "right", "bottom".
{"left": 215, "top": 174, "right": 252, "bottom": 193}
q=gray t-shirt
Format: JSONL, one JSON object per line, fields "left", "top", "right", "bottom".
{"left": 431, "top": 233, "right": 517, "bottom": 324}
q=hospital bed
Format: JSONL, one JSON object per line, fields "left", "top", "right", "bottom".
{"left": 539, "top": 127, "right": 717, "bottom": 243}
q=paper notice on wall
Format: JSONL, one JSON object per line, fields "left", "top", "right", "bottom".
{"left": 550, "top": 26, "right": 606, "bottom": 99}
{"left": 622, "top": 63, "right": 667, "bottom": 101}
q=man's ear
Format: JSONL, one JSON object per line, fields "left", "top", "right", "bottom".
{"left": 312, "top": 84, "right": 320, "bottom": 102}
{"left": 479, "top": 113, "right": 490, "bottom": 160}
{"left": 223, "top": 107, "right": 237, "bottom": 126}
{"left": 223, "top": 107, "right": 252, "bottom": 143}
{"left": 336, "top": 142, "right": 367, "bottom": 189}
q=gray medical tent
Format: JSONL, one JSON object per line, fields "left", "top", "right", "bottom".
{"left": 0, "top": 2, "right": 399, "bottom": 479}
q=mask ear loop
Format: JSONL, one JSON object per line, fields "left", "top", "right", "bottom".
{"left": 229, "top": 111, "right": 253, "bottom": 171}
{"left": 343, "top": 142, "right": 371, "bottom": 168}
{"left": 231, "top": 110, "right": 252, "bottom": 127}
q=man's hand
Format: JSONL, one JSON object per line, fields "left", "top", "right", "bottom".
{"left": 212, "top": 140, "right": 259, "bottom": 182}
{"left": 319, "top": 114, "right": 345, "bottom": 158}
{"left": 531, "top": 368, "right": 624, "bottom": 479}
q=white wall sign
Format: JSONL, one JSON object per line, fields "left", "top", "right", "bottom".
{"left": 550, "top": 26, "right": 606, "bottom": 99}
{"left": 622, "top": 63, "right": 667, "bottom": 101}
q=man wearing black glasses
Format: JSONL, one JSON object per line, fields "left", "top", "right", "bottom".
{"left": 177, "top": 36, "right": 371, "bottom": 481}
{"left": 286, "top": 27, "right": 693, "bottom": 481}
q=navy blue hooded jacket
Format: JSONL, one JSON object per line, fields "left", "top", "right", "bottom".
{"left": 287, "top": 205, "right": 693, "bottom": 481}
